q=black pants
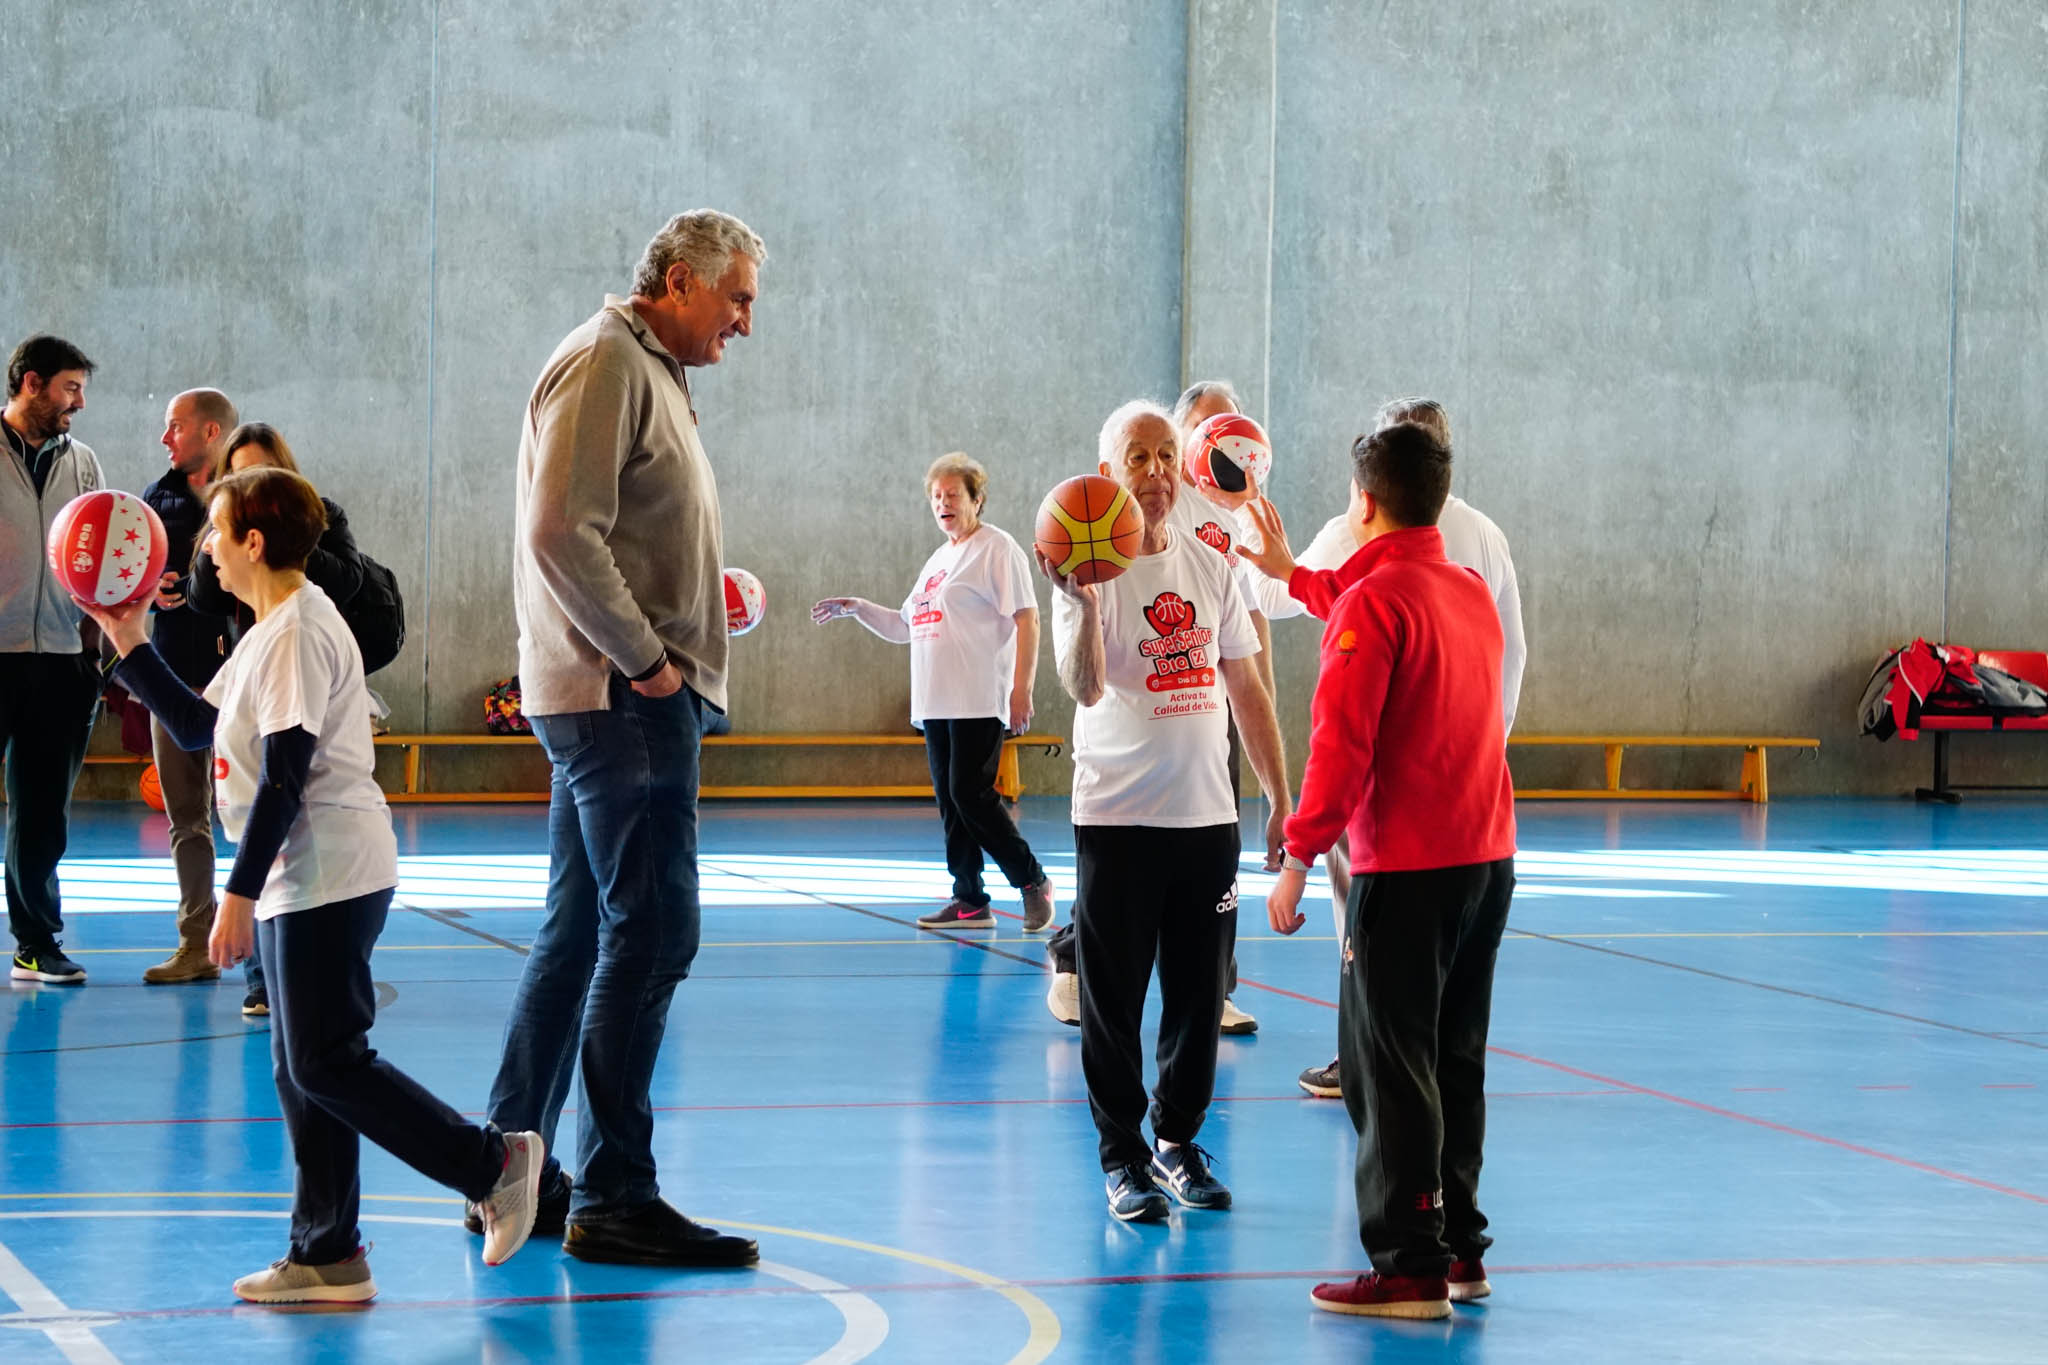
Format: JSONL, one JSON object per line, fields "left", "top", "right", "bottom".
{"left": 1339, "top": 857, "right": 1515, "bottom": 1277}
{"left": 0, "top": 652, "right": 102, "bottom": 950}
{"left": 922, "top": 717, "right": 1043, "bottom": 907}
{"left": 1049, "top": 908, "right": 1238, "bottom": 997}
{"left": 1074, "top": 823, "right": 1239, "bottom": 1171}
{"left": 261, "top": 888, "right": 504, "bottom": 1264}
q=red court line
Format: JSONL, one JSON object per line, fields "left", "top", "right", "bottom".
{"left": 54, "top": 1252, "right": 2048, "bottom": 1325}
{"left": 1235, "top": 972, "right": 2048, "bottom": 1207}
{"left": 0, "top": 1089, "right": 1629, "bottom": 1132}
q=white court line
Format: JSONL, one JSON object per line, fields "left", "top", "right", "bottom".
{"left": 0, "top": 1212, "right": 886, "bottom": 1365}
{"left": 0, "top": 1238, "right": 121, "bottom": 1364}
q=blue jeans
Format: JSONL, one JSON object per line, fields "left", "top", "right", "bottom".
{"left": 486, "top": 676, "right": 706, "bottom": 1221}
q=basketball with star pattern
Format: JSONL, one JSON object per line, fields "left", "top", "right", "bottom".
{"left": 47, "top": 490, "right": 170, "bottom": 607}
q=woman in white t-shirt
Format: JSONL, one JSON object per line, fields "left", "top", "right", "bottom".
{"left": 79, "top": 467, "right": 542, "bottom": 1306}
{"left": 812, "top": 452, "right": 1056, "bottom": 932}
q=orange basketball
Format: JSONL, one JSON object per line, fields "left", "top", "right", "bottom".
{"left": 1035, "top": 475, "right": 1143, "bottom": 586}
{"left": 139, "top": 762, "right": 165, "bottom": 812}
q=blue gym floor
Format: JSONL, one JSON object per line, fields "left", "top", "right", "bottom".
{"left": 3, "top": 797, "right": 2045, "bottom": 1363}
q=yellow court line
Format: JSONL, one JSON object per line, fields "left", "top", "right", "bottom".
{"left": 0, "top": 1192, "right": 1061, "bottom": 1364}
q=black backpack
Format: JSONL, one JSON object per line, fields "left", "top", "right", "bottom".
{"left": 341, "top": 553, "right": 406, "bottom": 675}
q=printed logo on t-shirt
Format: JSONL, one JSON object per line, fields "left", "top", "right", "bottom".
{"left": 1193, "top": 520, "right": 1236, "bottom": 565}
{"left": 213, "top": 757, "right": 230, "bottom": 781}
{"left": 1139, "top": 592, "right": 1216, "bottom": 694}
{"left": 909, "top": 569, "right": 948, "bottom": 636}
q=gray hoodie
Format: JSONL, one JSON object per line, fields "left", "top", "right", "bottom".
{"left": 2, "top": 428, "right": 105, "bottom": 653}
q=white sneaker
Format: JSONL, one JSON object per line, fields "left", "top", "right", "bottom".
{"left": 232, "top": 1250, "right": 377, "bottom": 1304}
{"left": 1219, "top": 996, "right": 1258, "bottom": 1035}
{"left": 1045, "top": 971, "right": 1080, "bottom": 1026}
{"left": 478, "top": 1129, "right": 545, "bottom": 1266}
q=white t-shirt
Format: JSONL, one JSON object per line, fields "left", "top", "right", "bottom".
{"left": 1053, "top": 526, "right": 1259, "bottom": 827}
{"left": 203, "top": 582, "right": 398, "bottom": 919}
{"left": 1167, "top": 493, "right": 1263, "bottom": 618}
{"left": 1264, "top": 495, "right": 1526, "bottom": 731}
{"left": 900, "top": 524, "right": 1036, "bottom": 725}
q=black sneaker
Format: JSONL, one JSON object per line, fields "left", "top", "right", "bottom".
{"left": 1105, "top": 1163, "right": 1170, "bottom": 1222}
{"left": 466, "top": 1167, "right": 573, "bottom": 1238}
{"left": 562, "top": 1198, "right": 758, "bottom": 1267}
{"left": 916, "top": 900, "right": 996, "bottom": 930}
{"left": 11, "top": 945, "right": 86, "bottom": 985}
{"left": 242, "top": 989, "right": 270, "bottom": 1017}
{"left": 1152, "top": 1140, "right": 1231, "bottom": 1210}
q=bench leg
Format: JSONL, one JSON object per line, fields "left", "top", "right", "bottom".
{"left": 405, "top": 745, "right": 422, "bottom": 796}
{"left": 1914, "top": 732, "right": 1959, "bottom": 804}
{"left": 1603, "top": 744, "right": 1624, "bottom": 792}
{"left": 996, "top": 742, "right": 1022, "bottom": 800}
{"left": 1740, "top": 746, "right": 1768, "bottom": 803}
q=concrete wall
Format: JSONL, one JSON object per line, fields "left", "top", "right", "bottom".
{"left": 5, "top": 1, "right": 2040, "bottom": 797}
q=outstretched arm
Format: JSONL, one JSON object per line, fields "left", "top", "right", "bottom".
{"left": 811, "top": 597, "right": 912, "bottom": 643}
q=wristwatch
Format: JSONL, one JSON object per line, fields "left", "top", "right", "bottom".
{"left": 1281, "top": 851, "right": 1312, "bottom": 873}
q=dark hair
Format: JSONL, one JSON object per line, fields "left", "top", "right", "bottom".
{"left": 213, "top": 421, "right": 302, "bottom": 484}
{"left": 1351, "top": 422, "right": 1452, "bottom": 529}
{"left": 209, "top": 467, "right": 328, "bottom": 571}
{"left": 7, "top": 334, "right": 95, "bottom": 397}
{"left": 1171, "top": 379, "right": 1241, "bottom": 429}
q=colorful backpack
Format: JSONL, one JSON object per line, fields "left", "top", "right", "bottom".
{"left": 483, "top": 676, "right": 532, "bottom": 736}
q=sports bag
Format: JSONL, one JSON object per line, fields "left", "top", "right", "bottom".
{"left": 340, "top": 553, "right": 406, "bottom": 675}
{"left": 1859, "top": 640, "right": 2048, "bottom": 740}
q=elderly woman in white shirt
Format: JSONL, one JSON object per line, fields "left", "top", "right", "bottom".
{"left": 79, "top": 466, "right": 543, "bottom": 1305}
{"left": 813, "top": 452, "right": 1056, "bottom": 932}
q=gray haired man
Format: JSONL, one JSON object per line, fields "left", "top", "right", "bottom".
{"left": 472, "top": 211, "right": 765, "bottom": 1268}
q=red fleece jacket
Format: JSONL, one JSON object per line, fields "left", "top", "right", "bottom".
{"left": 1282, "top": 527, "right": 1517, "bottom": 874}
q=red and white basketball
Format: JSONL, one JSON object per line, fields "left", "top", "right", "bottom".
{"left": 724, "top": 566, "right": 765, "bottom": 636}
{"left": 1183, "top": 412, "right": 1272, "bottom": 496}
{"left": 46, "top": 490, "right": 169, "bottom": 607}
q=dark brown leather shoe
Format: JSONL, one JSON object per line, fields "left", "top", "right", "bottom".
{"left": 563, "top": 1198, "right": 759, "bottom": 1267}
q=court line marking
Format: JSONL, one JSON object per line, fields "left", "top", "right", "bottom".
{"left": 0, "top": 1238, "right": 120, "bottom": 1363}
{"left": 1505, "top": 927, "right": 2048, "bottom": 1053}
{"left": 1231, "top": 973, "right": 2048, "bottom": 1206}
{"left": 0, "top": 1212, "right": 885, "bottom": 1365}
{"left": 0, "top": 1200, "right": 1058, "bottom": 1365}
{"left": 0, "top": 1090, "right": 1639, "bottom": 1134}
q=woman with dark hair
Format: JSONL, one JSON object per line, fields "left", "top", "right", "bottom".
{"left": 186, "top": 423, "right": 394, "bottom": 1016}
{"left": 76, "top": 466, "right": 542, "bottom": 1304}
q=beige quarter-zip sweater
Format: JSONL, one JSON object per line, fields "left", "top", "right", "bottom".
{"left": 513, "top": 296, "right": 727, "bottom": 716}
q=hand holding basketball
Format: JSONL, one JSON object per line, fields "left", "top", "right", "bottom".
{"left": 1035, "top": 474, "right": 1140, "bottom": 587}
{"left": 72, "top": 591, "right": 153, "bottom": 656}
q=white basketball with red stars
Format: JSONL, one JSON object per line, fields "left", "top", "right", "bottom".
{"left": 47, "top": 490, "right": 170, "bottom": 607}
{"left": 724, "top": 567, "right": 765, "bottom": 636}
{"left": 1183, "top": 412, "right": 1273, "bottom": 496}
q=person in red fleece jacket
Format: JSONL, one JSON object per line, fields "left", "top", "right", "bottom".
{"left": 1259, "top": 422, "right": 1517, "bottom": 1320}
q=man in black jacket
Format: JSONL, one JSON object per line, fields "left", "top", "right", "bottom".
{"left": 139, "top": 388, "right": 237, "bottom": 985}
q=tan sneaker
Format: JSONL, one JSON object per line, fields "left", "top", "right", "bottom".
{"left": 1219, "top": 996, "right": 1258, "bottom": 1035}
{"left": 142, "top": 944, "right": 220, "bottom": 984}
{"left": 1045, "top": 970, "right": 1080, "bottom": 1026}
{"left": 1020, "top": 878, "right": 1057, "bottom": 932}
{"left": 232, "top": 1250, "right": 377, "bottom": 1304}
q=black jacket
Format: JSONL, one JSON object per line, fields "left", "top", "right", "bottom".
{"left": 142, "top": 470, "right": 233, "bottom": 687}
{"left": 189, "top": 495, "right": 367, "bottom": 634}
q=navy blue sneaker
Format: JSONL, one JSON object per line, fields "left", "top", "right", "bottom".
{"left": 1105, "top": 1163, "right": 1170, "bottom": 1222}
{"left": 1152, "top": 1141, "right": 1231, "bottom": 1210}
{"left": 11, "top": 944, "right": 86, "bottom": 985}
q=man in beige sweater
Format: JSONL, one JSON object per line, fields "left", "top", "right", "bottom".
{"left": 473, "top": 210, "right": 765, "bottom": 1268}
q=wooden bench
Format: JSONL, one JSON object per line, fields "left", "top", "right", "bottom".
{"left": 370, "top": 732, "right": 1067, "bottom": 804}
{"left": 1911, "top": 649, "right": 2048, "bottom": 803}
{"left": 1508, "top": 735, "right": 1820, "bottom": 803}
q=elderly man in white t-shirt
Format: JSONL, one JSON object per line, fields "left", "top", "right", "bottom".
{"left": 1039, "top": 400, "right": 1291, "bottom": 1223}
{"left": 1241, "top": 397, "right": 1526, "bottom": 1099}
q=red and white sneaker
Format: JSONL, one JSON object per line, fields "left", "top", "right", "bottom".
{"left": 1448, "top": 1258, "right": 1490, "bottom": 1302}
{"left": 1310, "top": 1271, "right": 1451, "bottom": 1319}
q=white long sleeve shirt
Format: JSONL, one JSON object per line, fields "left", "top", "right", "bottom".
{"left": 1267, "top": 495, "right": 1525, "bottom": 733}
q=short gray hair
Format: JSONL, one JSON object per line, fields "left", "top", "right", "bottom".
{"left": 631, "top": 209, "right": 767, "bottom": 297}
{"left": 1172, "top": 379, "right": 1241, "bottom": 430}
{"left": 1097, "top": 399, "right": 1175, "bottom": 469}
{"left": 1374, "top": 396, "right": 1450, "bottom": 445}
